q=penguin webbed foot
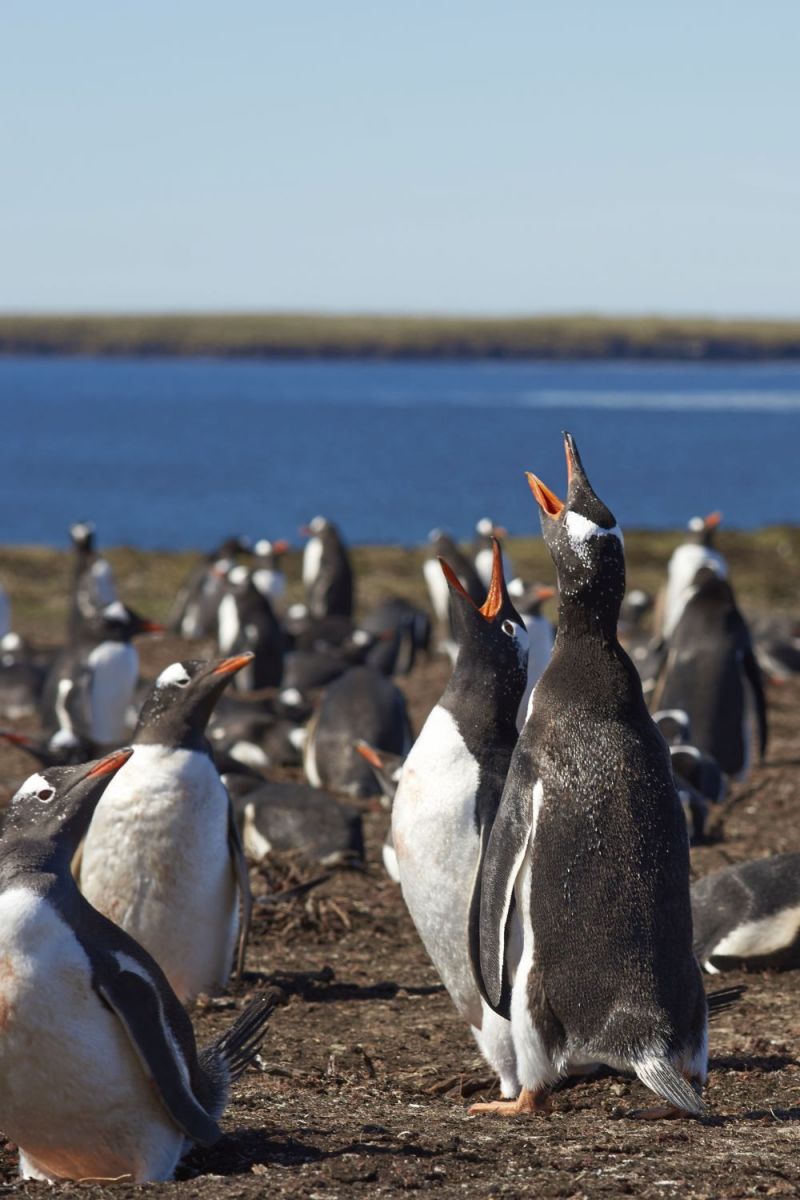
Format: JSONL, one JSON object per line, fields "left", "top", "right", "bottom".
{"left": 468, "top": 1086, "right": 550, "bottom": 1118}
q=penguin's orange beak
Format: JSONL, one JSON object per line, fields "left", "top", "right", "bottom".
{"left": 704, "top": 511, "right": 722, "bottom": 528}
{"left": 272, "top": 539, "right": 291, "bottom": 555}
{"left": 140, "top": 621, "right": 166, "bottom": 634}
{"left": 439, "top": 538, "right": 505, "bottom": 621}
{"left": 87, "top": 748, "right": 134, "bottom": 779}
{"left": 0, "top": 730, "right": 33, "bottom": 747}
{"left": 534, "top": 585, "right": 556, "bottom": 602}
{"left": 526, "top": 473, "right": 565, "bottom": 519}
{"left": 355, "top": 741, "right": 384, "bottom": 769}
{"left": 212, "top": 653, "right": 254, "bottom": 677}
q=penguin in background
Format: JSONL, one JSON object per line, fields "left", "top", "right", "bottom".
{"left": 0, "top": 632, "right": 46, "bottom": 719}
{"left": 655, "top": 568, "right": 767, "bottom": 780}
{"left": 301, "top": 517, "right": 354, "bottom": 620}
{"left": 41, "top": 602, "right": 165, "bottom": 748}
{"left": 423, "top": 529, "right": 485, "bottom": 627}
{"left": 80, "top": 655, "right": 255, "bottom": 1006}
{"left": 217, "top": 565, "right": 284, "bottom": 690}
{"left": 473, "top": 518, "right": 514, "bottom": 589}
{"left": 0, "top": 582, "right": 10, "bottom": 639}
{"left": 0, "top": 751, "right": 277, "bottom": 1184}
{"left": 167, "top": 536, "right": 251, "bottom": 640}
{"left": 506, "top": 579, "right": 556, "bottom": 726}
{"left": 393, "top": 541, "right": 528, "bottom": 1098}
{"left": 0, "top": 725, "right": 91, "bottom": 770}
{"left": 251, "top": 538, "right": 290, "bottom": 609}
{"left": 232, "top": 779, "right": 364, "bottom": 868}
{"left": 659, "top": 511, "right": 727, "bottom": 640}
{"left": 355, "top": 740, "right": 405, "bottom": 883}
{"left": 360, "top": 597, "right": 432, "bottom": 676}
{"left": 303, "top": 665, "right": 413, "bottom": 798}
{"left": 692, "top": 853, "right": 800, "bottom": 973}
{"left": 473, "top": 433, "right": 707, "bottom": 1119}
{"left": 67, "top": 521, "right": 119, "bottom": 637}
{"left": 652, "top": 709, "right": 726, "bottom": 844}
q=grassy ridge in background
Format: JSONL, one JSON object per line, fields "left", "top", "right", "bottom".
{"left": 2, "top": 527, "right": 797, "bottom": 643}
{"left": 1, "top": 313, "right": 800, "bottom": 360}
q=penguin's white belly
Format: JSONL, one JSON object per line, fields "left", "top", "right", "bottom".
{"left": 217, "top": 593, "right": 240, "bottom": 654}
{"left": 422, "top": 559, "right": 450, "bottom": 625}
{"left": 87, "top": 642, "right": 139, "bottom": 745}
{"left": 252, "top": 568, "right": 286, "bottom": 604}
{"left": 663, "top": 545, "right": 727, "bottom": 638}
{"left": 80, "top": 746, "right": 238, "bottom": 1004}
{"left": 0, "top": 888, "right": 183, "bottom": 1183}
{"left": 302, "top": 538, "right": 323, "bottom": 588}
{"left": 392, "top": 705, "right": 484, "bottom": 1026}
{"left": 710, "top": 904, "right": 800, "bottom": 960}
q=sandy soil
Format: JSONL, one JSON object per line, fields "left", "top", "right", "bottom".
{"left": 0, "top": 585, "right": 799, "bottom": 1197}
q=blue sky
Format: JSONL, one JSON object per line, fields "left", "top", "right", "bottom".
{"left": 2, "top": 2, "right": 798, "bottom": 315}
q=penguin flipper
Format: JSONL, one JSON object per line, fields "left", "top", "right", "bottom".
{"left": 96, "top": 967, "right": 222, "bottom": 1146}
{"left": 467, "top": 818, "right": 509, "bottom": 1016}
{"left": 743, "top": 646, "right": 768, "bottom": 758}
{"left": 478, "top": 743, "right": 536, "bottom": 1011}
{"left": 228, "top": 797, "right": 253, "bottom": 981}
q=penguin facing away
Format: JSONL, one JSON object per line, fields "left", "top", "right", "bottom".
{"left": 393, "top": 541, "right": 528, "bottom": 1098}
{"left": 472, "top": 433, "right": 707, "bottom": 1119}
{"left": 80, "top": 655, "right": 255, "bottom": 1005}
{"left": 692, "top": 853, "right": 800, "bottom": 973}
{"left": 656, "top": 568, "right": 767, "bottom": 780}
{"left": 0, "top": 751, "right": 277, "bottom": 1184}
{"left": 301, "top": 517, "right": 354, "bottom": 620}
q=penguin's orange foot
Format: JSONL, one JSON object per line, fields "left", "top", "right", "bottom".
{"left": 469, "top": 1087, "right": 549, "bottom": 1118}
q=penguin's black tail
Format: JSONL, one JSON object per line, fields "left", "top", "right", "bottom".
{"left": 706, "top": 985, "right": 745, "bottom": 1021}
{"left": 198, "top": 988, "right": 284, "bottom": 1119}
{"left": 633, "top": 1057, "right": 706, "bottom": 1116}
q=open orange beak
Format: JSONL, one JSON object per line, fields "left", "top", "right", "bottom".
{"left": 355, "top": 741, "right": 384, "bottom": 769}
{"left": 87, "top": 747, "right": 134, "bottom": 779}
{"left": 526, "top": 473, "right": 565, "bottom": 519}
{"left": 212, "top": 653, "right": 254, "bottom": 677}
{"left": 439, "top": 539, "right": 505, "bottom": 621}
{"left": 272, "top": 539, "right": 291, "bottom": 555}
{"left": 704, "top": 511, "right": 722, "bottom": 528}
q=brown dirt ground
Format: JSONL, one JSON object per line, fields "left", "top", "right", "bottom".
{"left": 0, "top": 544, "right": 799, "bottom": 1198}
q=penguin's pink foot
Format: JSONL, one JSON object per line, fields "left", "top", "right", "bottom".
{"left": 469, "top": 1086, "right": 550, "bottom": 1118}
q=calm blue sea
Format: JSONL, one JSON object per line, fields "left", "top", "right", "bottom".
{"left": 1, "top": 357, "right": 799, "bottom": 549}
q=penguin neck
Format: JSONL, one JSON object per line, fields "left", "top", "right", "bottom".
{"left": 443, "top": 653, "right": 521, "bottom": 745}
{"left": 556, "top": 592, "right": 620, "bottom": 643}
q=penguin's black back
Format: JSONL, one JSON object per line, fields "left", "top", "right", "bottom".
{"left": 692, "top": 853, "right": 800, "bottom": 966}
{"left": 311, "top": 667, "right": 410, "bottom": 796}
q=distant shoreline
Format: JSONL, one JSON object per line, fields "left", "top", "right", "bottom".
{"left": 1, "top": 314, "right": 799, "bottom": 361}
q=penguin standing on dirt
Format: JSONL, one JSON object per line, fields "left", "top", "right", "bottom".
{"left": 302, "top": 517, "right": 354, "bottom": 619}
{"left": 692, "top": 853, "right": 800, "bottom": 972}
{"left": 393, "top": 542, "right": 528, "bottom": 1097}
{"left": 167, "top": 536, "right": 250, "bottom": 640}
{"left": 67, "top": 521, "right": 118, "bottom": 637}
{"left": 0, "top": 751, "right": 277, "bottom": 1184}
{"left": 473, "top": 434, "right": 707, "bottom": 1119}
{"left": 656, "top": 568, "right": 767, "bottom": 780}
{"left": 660, "top": 512, "right": 727, "bottom": 639}
{"left": 80, "top": 655, "right": 254, "bottom": 1005}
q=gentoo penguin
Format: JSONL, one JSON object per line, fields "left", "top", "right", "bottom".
{"left": 217, "top": 565, "right": 283, "bottom": 690}
{"left": 80, "top": 655, "right": 255, "bottom": 1005}
{"left": 473, "top": 434, "right": 707, "bottom": 1119}
{"left": 652, "top": 710, "right": 726, "bottom": 844}
{"left": 208, "top": 686, "right": 310, "bottom": 770}
{"left": 660, "top": 512, "right": 727, "bottom": 640}
{"left": 360, "top": 597, "right": 431, "bottom": 676}
{"left": 751, "top": 613, "right": 800, "bottom": 681}
{"left": 167, "top": 536, "right": 251, "bottom": 639}
{"left": 473, "top": 518, "right": 514, "bottom": 589}
{"left": 67, "top": 521, "right": 118, "bottom": 637}
{"left": 231, "top": 781, "right": 364, "bottom": 867}
{"left": 252, "top": 538, "right": 290, "bottom": 609}
{"left": 41, "top": 602, "right": 164, "bottom": 748}
{"left": 656, "top": 568, "right": 767, "bottom": 780}
{"left": 393, "top": 541, "right": 528, "bottom": 1097}
{"left": 507, "top": 580, "right": 555, "bottom": 726}
{"left": 304, "top": 666, "right": 413, "bottom": 798}
{"left": 692, "top": 853, "right": 800, "bottom": 973}
{"left": 0, "top": 632, "right": 45, "bottom": 718}
{"left": 0, "top": 751, "right": 277, "bottom": 1183}
{"left": 355, "top": 740, "right": 405, "bottom": 883}
{"left": 0, "top": 726, "right": 91, "bottom": 768}
{"left": 282, "top": 628, "right": 382, "bottom": 692}
{"left": 422, "top": 529, "right": 485, "bottom": 630}
{"left": 301, "top": 516, "right": 354, "bottom": 620}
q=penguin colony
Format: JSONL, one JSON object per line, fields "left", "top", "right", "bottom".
{"left": 0, "top": 462, "right": 796, "bottom": 1184}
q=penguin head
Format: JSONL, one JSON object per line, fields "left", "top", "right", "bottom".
{"left": 254, "top": 538, "right": 290, "bottom": 564}
{"left": 440, "top": 538, "right": 529, "bottom": 680}
{"left": 0, "top": 728, "right": 88, "bottom": 768}
{"left": 93, "top": 602, "right": 165, "bottom": 643}
{"left": 688, "top": 511, "right": 722, "bottom": 547}
{"left": 4, "top": 748, "right": 132, "bottom": 846}
{"left": 652, "top": 709, "right": 692, "bottom": 746}
{"left": 69, "top": 521, "right": 96, "bottom": 553}
{"left": 475, "top": 517, "right": 507, "bottom": 546}
{"left": 134, "top": 654, "right": 255, "bottom": 747}
{"left": 355, "top": 740, "right": 405, "bottom": 804}
{"left": 527, "top": 432, "right": 625, "bottom": 624}
{"left": 208, "top": 535, "right": 252, "bottom": 562}
{"left": 507, "top": 578, "right": 556, "bottom": 618}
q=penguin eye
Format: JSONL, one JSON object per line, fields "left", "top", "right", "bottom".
{"left": 501, "top": 620, "right": 516, "bottom": 637}
{"left": 37, "top": 787, "right": 55, "bottom": 803}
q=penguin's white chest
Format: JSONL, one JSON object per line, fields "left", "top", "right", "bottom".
{"left": 80, "top": 745, "right": 238, "bottom": 1004}
{"left": 87, "top": 641, "right": 138, "bottom": 745}
{"left": 422, "top": 558, "right": 451, "bottom": 624}
{"left": 392, "top": 705, "right": 482, "bottom": 1023}
{"left": 663, "top": 545, "right": 727, "bottom": 637}
{"left": 303, "top": 538, "right": 323, "bottom": 587}
{"left": 217, "top": 593, "right": 241, "bottom": 654}
{"left": 0, "top": 887, "right": 183, "bottom": 1183}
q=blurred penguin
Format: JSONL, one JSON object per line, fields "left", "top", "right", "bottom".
{"left": 68, "top": 522, "right": 118, "bottom": 637}
{"left": 659, "top": 512, "right": 727, "bottom": 640}
{"left": 301, "top": 517, "right": 354, "bottom": 619}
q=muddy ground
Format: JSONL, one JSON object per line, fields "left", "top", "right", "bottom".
{"left": 0, "top": 538, "right": 799, "bottom": 1198}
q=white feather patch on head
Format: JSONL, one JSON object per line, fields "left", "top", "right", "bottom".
{"left": 309, "top": 516, "right": 326, "bottom": 533}
{"left": 1, "top": 632, "right": 22, "bottom": 652}
{"left": 288, "top": 603, "right": 308, "bottom": 621}
{"left": 14, "top": 772, "right": 56, "bottom": 805}
{"left": 254, "top": 539, "right": 273, "bottom": 556}
{"left": 351, "top": 629, "right": 371, "bottom": 647}
{"left": 476, "top": 517, "right": 493, "bottom": 535}
{"left": 564, "top": 510, "right": 623, "bottom": 547}
{"left": 228, "top": 565, "right": 249, "bottom": 587}
{"left": 156, "top": 662, "right": 191, "bottom": 689}
{"left": 688, "top": 516, "right": 704, "bottom": 532}
{"left": 102, "top": 601, "right": 129, "bottom": 623}
{"left": 280, "top": 687, "right": 303, "bottom": 707}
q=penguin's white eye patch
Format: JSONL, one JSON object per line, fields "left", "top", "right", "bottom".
{"left": 14, "top": 772, "right": 56, "bottom": 805}
{"left": 228, "top": 565, "right": 249, "bottom": 587}
{"left": 564, "top": 511, "right": 623, "bottom": 546}
{"left": 501, "top": 620, "right": 516, "bottom": 637}
{"left": 103, "top": 601, "right": 129, "bottom": 623}
{"left": 156, "top": 663, "right": 191, "bottom": 689}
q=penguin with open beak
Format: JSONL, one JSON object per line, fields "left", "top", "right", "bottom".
{"left": 472, "top": 433, "right": 707, "bottom": 1120}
